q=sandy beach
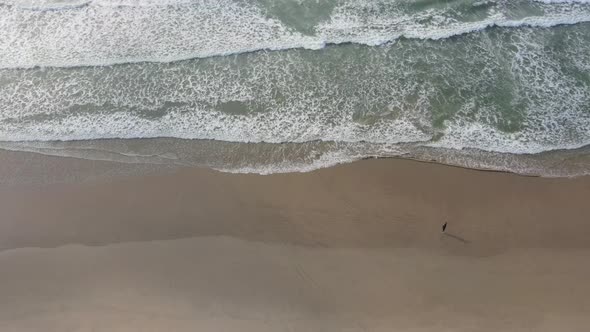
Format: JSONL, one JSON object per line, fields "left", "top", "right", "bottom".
{"left": 1, "top": 150, "right": 590, "bottom": 331}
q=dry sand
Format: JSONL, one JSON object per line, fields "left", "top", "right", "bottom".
{"left": 1, "top": 150, "right": 590, "bottom": 331}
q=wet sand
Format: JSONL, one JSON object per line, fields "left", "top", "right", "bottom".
{"left": 1, "top": 150, "right": 590, "bottom": 331}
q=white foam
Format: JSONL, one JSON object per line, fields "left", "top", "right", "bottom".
{"left": 2, "top": 21, "right": 589, "bottom": 156}
{"left": 535, "top": 0, "right": 590, "bottom": 3}
{"left": 0, "top": 0, "right": 90, "bottom": 10}
{"left": 1, "top": 1, "right": 590, "bottom": 177}
{"left": 0, "top": 0, "right": 195, "bottom": 10}
{"left": 0, "top": 105, "right": 432, "bottom": 145}
{"left": 1, "top": 0, "right": 590, "bottom": 68}
{"left": 216, "top": 150, "right": 362, "bottom": 175}
{"left": 92, "top": 0, "right": 195, "bottom": 7}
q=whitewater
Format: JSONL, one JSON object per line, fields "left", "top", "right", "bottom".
{"left": 1, "top": 0, "right": 590, "bottom": 68}
{"left": 0, "top": 0, "right": 589, "bottom": 176}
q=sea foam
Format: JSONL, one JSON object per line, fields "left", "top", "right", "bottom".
{"left": 1, "top": 0, "right": 590, "bottom": 176}
{"left": 1, "top": 24, "right": 589, "bottom": 155}
{"left": 1, "top": 0, "right": 590, "bottom": 68}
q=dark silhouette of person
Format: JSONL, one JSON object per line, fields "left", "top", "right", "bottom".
{"left": 442, "top": 222, "right": 447, "bottom": 233}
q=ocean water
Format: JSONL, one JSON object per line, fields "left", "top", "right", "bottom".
{"left": 1, "top": 0, "right": 589, "bottom": 176}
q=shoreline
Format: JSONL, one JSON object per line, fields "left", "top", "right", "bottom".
{"left": 2, "top": 149, "right": 590, "bottom": 254}
{"left": 2, "top": 138, "right": 590, "bottom": 182}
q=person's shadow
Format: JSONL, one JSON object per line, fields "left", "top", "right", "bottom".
{"left": 443, "top": 232, "right": 470, "bottom": 244}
